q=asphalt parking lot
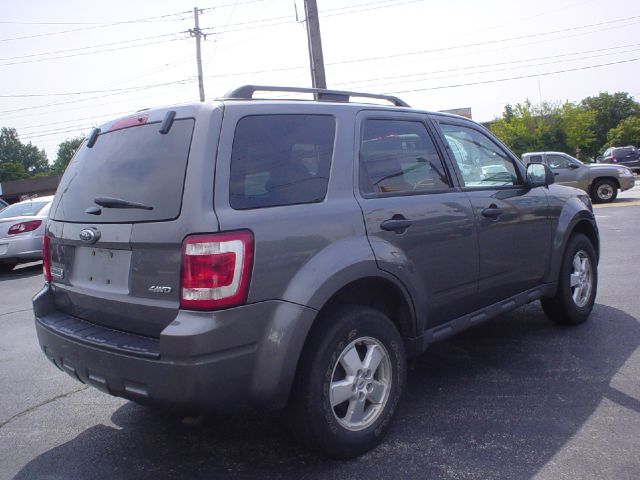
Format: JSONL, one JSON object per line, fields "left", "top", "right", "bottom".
{"left": 1, "top": 186, "right": 639, "bottom": 480}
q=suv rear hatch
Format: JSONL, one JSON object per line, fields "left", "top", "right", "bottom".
{"left": 47, "top": 111, "right": 213, "bottom": 337}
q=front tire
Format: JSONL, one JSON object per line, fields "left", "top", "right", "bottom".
{"left": 591, "top": 179, "right": 618, "bottom": 203}
{"left": 541, "top": 233, "right": 597, "bottom": 325}
{"left": 286, "top": 305, "right": 406, "bottom": 459}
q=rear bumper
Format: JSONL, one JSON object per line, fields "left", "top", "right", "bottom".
{"left": 33, "top": 285, "right": 316, "bottom": 411}
{"left": 0, "top": 233, "right": 43, "bottom": 263}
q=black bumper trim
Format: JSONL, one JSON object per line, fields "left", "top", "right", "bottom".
{"left": 37, "top": 311, "right": 160, "bottom": 359}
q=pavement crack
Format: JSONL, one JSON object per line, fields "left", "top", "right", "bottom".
{"left": 0, "top": 385, "right": 88, "bottom": 430}
{"left": 0, "top": 308, "right": 32, "bottom": 318}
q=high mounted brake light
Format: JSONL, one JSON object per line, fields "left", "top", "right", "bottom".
{"left": 109, "top": 114, "right": 148, "bottom": 132}
{"left": 180, "top": 231, "right": 254, "bottom": 310}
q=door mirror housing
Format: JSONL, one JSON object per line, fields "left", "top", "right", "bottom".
{"left": 526, "top": 163, "right": 554, "bottom": 187}
{"left": 568, "top": 163, "right": 580, "bottom": 169}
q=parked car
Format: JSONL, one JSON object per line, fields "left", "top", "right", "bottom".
{"left": 521, "top": 151, "right": 634, "bottom": 203}
{"left": 33, "top": 86, "right": 599, "bottom": 459}
{"left": 599, "top": 146, "right": 640, "bottom": 172}
{"left": 0, "top": 196, "right": 52, "bottom": 272}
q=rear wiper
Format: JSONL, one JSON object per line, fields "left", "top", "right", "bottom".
{"left": 93, "top": 196, "right": 153, "bottom": 210}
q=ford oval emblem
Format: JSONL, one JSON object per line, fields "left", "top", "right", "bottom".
{"left": 79, "top": 228, "right": 100, "bottom": 244}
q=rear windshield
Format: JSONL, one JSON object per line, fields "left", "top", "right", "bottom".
{"left": 50, "top": 118, "right": 195, "bottom": 223}
{"left": 614, "top": 147, "right": 636, "bottom": 155}
{"left": 0, "top": 200, "right": 48, "bottom": 219}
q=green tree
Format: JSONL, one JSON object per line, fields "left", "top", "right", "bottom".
{"left": 490, "top": 101, "right": 541, "bottom": 155}
{"left": 580, "top": 92, "right": 640, "bottom": 155}
{"left": 489, "top": 100, "right": 568, "bottom": 156}
{"left": 561, "top": 102, "right": 596, "bottom": 159}
{"left": 605, "top": 117, "right": 640, "bottom": 148}
{"left": 0, "top": 127, "right": 49, "bottom": 176}
{"left": 0, "top": 162, "right": 29, "bottom": 182}
{"left": 51, "top": 136, "right": 84, "bottom": 174}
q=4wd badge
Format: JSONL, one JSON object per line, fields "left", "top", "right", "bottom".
{"left": 148, "top": 286, "right": 172, "bottom": 294}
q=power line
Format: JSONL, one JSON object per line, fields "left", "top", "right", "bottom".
{"left": 15, "top": 110, "right": 144, "bottom": 130}
{"left": 0, "top": 78, "right": 200, "bottom": 98}
{"left": 0, "top": 33, "right": 179, "bottom": 63}
{"left": 0, "top": 11, "right": 193, "bottom": 42}
{"left": 202, "top": 14, "right": 640, "bottom": 78}
{"left": 334, "top": 44, "right": 640, "bottom": 89}
{"left": 323, "top": 0, "right": 426, "bottom": 18}
{"left": 18, "top": 57, "right": 638, "bottom": 140}
{"left": 17, "top": 49, "right": 637, "bottom": 133}
{"left": 7, "top": 31, "right": 635, "bottom": 101}
{"left": 386, "top": 58, "right": 640, "bottom": 95}
{"left": 205, "top": 0, "right": 241, "bottom": 68}
{"left": 0, "top": 1, "right": 264, "bottom": 41}
{"left": 205, "top": 0, "right": 424, "bottom": 31}
{"left": 0, "top": 78, "right": 194, "bottom": 114}
{"left": 327, "top": 15, "right": 640, "bottom": 67}
{"left": 0, "top": 37, "right": 183, "bottom": 67}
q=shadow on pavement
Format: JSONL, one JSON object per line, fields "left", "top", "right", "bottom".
{"left": 0, "top": 262, "right": 42, "bottom": 283}
{"left": 14, "top": 302, "right": 640, "bottom": 479}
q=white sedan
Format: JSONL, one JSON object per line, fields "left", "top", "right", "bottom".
{"left": 0, "top": 196, "right": 53, "bottom": 273}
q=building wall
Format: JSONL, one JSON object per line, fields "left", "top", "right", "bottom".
{"left": 0, "top": 175, "right": 62, "bottom": 203}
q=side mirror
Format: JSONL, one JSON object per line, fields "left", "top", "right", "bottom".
{"left": 568, "top": 163, "right": 580, "bottom": 169}
{"left": 526, "top": 163, "right": 554, "bottom": 187}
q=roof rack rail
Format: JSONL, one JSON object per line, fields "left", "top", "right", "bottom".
{"left": 221, "top": 85, "right": 410, "bottom": 108}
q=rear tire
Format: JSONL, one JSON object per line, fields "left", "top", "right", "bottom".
{"left": 541, "top": 233, "right": 597, "bottom": 325}
{"left": 286, "top": 305, "right": 406, "bottom": 459}
{"left": 591, "top": 179, "right": 617, "bottom": 203}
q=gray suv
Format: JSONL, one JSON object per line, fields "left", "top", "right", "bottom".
{"left": 33, "top": 86, "right": 599, "bottom": 459}
{"left": 600, "top": 146, "right": 640, "bottom": 172}
{"left": 522, "top": 151, "right": 635, "bottom": 203}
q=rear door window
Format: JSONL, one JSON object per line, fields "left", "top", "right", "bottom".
{"left": 50, "top": 119, "right": 195, "bottom": 223}
{"left": 229, "top": 115, "right": 335, "bottom": 209}
{"left": 359, "top": 119, "right": 451, "bottom": 195}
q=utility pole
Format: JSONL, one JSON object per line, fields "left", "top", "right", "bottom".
{"left": 303, "top": 0, "right": 327, "bottom": 89}
{"left": 190, "top": 7, "right": 206, "bottom": 102}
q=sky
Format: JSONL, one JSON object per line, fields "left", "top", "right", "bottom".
{"left": 1, "top": 0, "right": 639, "bottom": 163}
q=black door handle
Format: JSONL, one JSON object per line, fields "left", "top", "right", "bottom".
{"left": 380, "top": 218, "right": 413, "bottom": 232}
{"left": 481, "top": 205, "right": 503, "bottom": 219}
{"left": 554, "top": 172, "right": 560, "bottom": 176}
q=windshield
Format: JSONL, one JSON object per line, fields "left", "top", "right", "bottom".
{"left": 50, "top": 118, "right": 195, "bottom": 223}
{"left": 0, "top": 201, "right": 48, "bottom": 219}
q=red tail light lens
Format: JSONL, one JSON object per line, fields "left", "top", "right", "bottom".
{"left": 180, "top": 231, "right": 254, "bottom": 310}
{"left": 8, "top": 220, "right": 42, "bottom": 235}
{"left": 43, "top": 236, "right": 52, "bottom": 283}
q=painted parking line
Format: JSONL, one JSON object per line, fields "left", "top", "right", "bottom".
{"left": 594, "top": 200, "right": 640, "bottom": 209}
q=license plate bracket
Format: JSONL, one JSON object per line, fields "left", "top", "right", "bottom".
{"left": 71, "top": 247, "right": 131, "bottom": 293}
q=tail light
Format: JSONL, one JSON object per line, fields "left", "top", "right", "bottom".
{"left": 43, "top": 236, "right": 51, "bottom": 283}
{"left": 8, "top": 220, "right": 42, "bottom": 235}
{"left": 180, "top": 231, "right": 254, "bottom": 310}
